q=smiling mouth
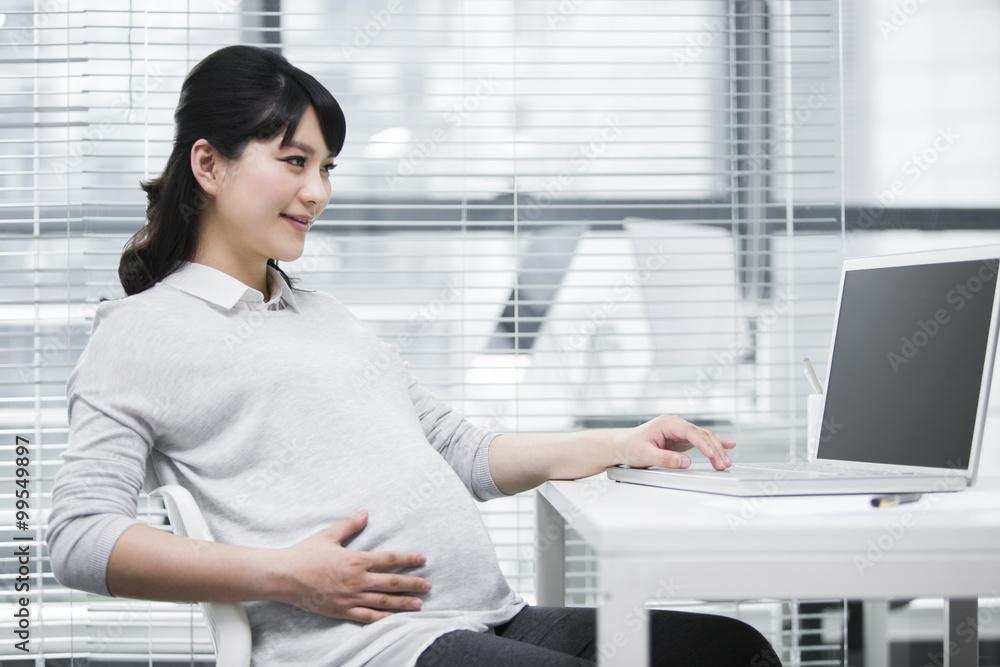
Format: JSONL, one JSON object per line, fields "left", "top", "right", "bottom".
{"left": 281, "top": 213, "right": 311, "bottom": 228}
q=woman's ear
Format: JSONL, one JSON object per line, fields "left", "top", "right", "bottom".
{"left": 190, "top": 139, "right": 224, "bottom": 197}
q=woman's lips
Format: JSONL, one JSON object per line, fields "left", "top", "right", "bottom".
{"left": 281, "top": 213, "right": 310, "bottom": 232}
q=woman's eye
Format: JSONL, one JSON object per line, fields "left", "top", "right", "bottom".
{"left": 322, "top": 163, "right": 337, "bottom": 175}
{"left": 284, "top": 156, "right": 306, "bottom": 167}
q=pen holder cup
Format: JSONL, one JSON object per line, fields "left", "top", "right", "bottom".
{"left": 806, "top": 393, "right": 824, "bottom": 460}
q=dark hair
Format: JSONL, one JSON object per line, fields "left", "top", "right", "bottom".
{"left": 119, "top": 45, "right": 346, "bottom": 296}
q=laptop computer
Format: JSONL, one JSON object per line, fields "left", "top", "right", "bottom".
{"left": 607, "top": 243, "right": 1000, "bottom": 496}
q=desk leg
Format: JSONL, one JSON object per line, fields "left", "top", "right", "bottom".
{"left": 535, "top": 491, "right": 565, "bottom": 607}
{"left": 945, "top": 598, "right": 977, "bottom": 667}
{"left": 597, "top": 562, "right": 650, "bottom": 667}
{"left": 862, "top": 600, "right": 889, "bottom": 667}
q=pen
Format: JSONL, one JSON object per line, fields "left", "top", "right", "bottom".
{"left": 871, "top": 493, "right": 923, "bottom": 508}
{"left": 803, "top": 357, "right": 823, "bottom": 394}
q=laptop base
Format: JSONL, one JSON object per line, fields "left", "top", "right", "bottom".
{"left": 607, "top": 464, "right": 970, "bottom": 497}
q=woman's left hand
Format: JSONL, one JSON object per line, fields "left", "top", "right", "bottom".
{"left": 611, "top": 414, "right": 736, "bottom": 471}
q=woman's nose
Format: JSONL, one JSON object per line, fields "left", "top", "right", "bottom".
{"left": 300, "top": 170, "right": 328, "bottom": 207}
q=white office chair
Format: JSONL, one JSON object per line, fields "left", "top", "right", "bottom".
{"left": 151, "top": 485, "right": 253, "bottom": 667}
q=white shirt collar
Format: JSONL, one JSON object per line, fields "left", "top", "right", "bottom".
{"left": 158, "top": 261, "right": 300, "bottom": 313}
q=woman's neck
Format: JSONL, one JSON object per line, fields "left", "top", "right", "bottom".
{"left": 191, "top": 248, "right": 270, "bottom": 299}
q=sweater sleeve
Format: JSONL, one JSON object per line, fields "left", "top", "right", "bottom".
{"left": 387, "top": 342, "right": 508, "bottom": 502}
{"left": 46, "top": 303, "right": 155, "bottom": 597}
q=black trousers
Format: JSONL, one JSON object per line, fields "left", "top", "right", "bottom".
{"left": 416, "top": 605, "right": 783, "bottom": 667}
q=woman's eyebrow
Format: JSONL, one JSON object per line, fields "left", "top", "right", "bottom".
{"left": 284, "top": 140, "right": 335, "bottom": 158}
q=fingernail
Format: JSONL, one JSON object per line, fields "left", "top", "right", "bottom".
{"left": 422, "top": 581, "right": 432, "bottom": 592}
{"left": 678, "top": 456, "right": 690, "bottom": 468}
{"left": 411, "top": 599, "right": 423, "bottom": 610}
{"left": 355, "top": 509, "right": 367, "bottom": 519}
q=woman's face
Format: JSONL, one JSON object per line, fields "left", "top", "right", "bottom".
{"left": 204, "top": 105, "right": 334, "bottom": 267}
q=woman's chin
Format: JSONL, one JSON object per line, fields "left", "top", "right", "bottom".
{"left": 271, "top": 245, "right": 306, "bottom": 264}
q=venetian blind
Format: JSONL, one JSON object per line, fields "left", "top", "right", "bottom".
{"left": 0, "top": 0, "right": 844, "bottom": 663}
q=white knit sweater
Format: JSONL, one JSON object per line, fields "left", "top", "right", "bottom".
{"left": 47, "top": 261, "right": 525, "bottom": 667}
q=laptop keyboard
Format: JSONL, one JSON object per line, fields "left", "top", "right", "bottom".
{"left": 741, "top": 461, "right": 916, "bottom": 476}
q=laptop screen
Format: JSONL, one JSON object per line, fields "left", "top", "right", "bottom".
{"left": 817, "top": 257, "right": 999, "bottom": 470}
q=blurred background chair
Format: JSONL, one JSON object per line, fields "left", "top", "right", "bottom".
{"left": 625, "top": 219, "right": 753, "bottom": 419}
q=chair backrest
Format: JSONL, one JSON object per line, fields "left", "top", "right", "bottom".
{"left": 151, "top": 485, "right": 253, "bottom": 667}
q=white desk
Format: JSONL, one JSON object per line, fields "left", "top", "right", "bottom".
{"left": 536, "top": 474, "right": 1000, "bottom": 667}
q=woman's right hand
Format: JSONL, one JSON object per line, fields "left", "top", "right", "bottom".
{"left": 272, "top": 509, "right": 432, "bottom": 623}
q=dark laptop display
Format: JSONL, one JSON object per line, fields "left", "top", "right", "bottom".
{"left": 819, "top": 259, "right": 998, "bottom": 470}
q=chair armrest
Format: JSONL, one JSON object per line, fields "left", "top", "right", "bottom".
{"left": 151, "top": 484, "right": 215, "bottom": 542}
{"left": 150, "top": 485, "right": 253, "bottom": 666}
